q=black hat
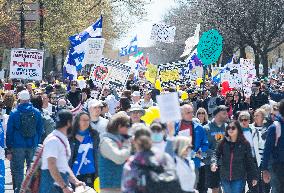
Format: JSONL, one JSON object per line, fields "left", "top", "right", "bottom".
{"left": 213, "top": 105, "right": 228, "bottom": 116}
{"left": 252, "top": 81, "right": 261, "bottom": 87}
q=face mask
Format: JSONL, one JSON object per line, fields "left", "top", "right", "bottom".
{"left": 151, "top": 132, "right": 164, "bottom": 143}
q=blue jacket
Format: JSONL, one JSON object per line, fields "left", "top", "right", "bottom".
{"left": 6, "top": 103, "right": 43, "bottom": 148}
{"left": 269, "top": 91, "right": 284, "bottom": 102}
{"left": 262, "top": 116, "right": 284, "bottom": 170}
{"left": 174, "top": 121, "right": 209, "bottom": 168}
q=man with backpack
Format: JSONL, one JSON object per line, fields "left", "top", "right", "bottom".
{"left": 262, "top": 99, "right": 284, "bottom": 193}
{"left": 6, "top": 90, "right": 43, "bottom": 193}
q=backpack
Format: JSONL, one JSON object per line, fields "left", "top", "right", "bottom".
{"left": 137, "top": 154, "right": 183, "bottom": 193}
{"left": 41, "top": 113, "right": 55, "bottom": 141}
{"left": 20, "top": 111, "right": 37, "bottom": 138}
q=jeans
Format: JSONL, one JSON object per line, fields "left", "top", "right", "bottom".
{"left": 221, "top": 179, "right": 245, "bottom": 193}
{"left": 0, "top": 159, "right": 4, "bottom": 193}
{"left": 270, "top": 162, "right": 284, "bottom": 193}
{"left": 39, "top": 170, "right": 70, "bottom": 193}
{"left": 11, "top": 148, "right": 35, "bottom": 193}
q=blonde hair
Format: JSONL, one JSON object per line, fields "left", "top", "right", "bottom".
{"left": 196, "top": 108, "right": 208, "bottom": 123}
{"left": 254, "top": 108, "right": 266, "bottom": 119}
{"left": 173, "top": 136, "right": 192, "bottom": 157}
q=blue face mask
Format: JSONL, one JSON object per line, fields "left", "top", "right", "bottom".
{"left": 151, "top": 132, "right": 164, "bottom": 143}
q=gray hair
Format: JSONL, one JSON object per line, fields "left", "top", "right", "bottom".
{"left": 238, "top": 111, "right": 250, "bottom": 120}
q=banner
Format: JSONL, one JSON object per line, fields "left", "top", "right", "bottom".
{"left": 90, "top": 58, "right": 131, "bottom": 90}
{"left": 157, "top": 61, "right": 190, "bottom": 87}
{"left": 83, "top": 38, "right": 105, "bottom": 66}
{"left": 9, "top": 48, "right": 43, "bottom": 81}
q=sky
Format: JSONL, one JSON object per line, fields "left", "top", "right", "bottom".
{"left": 115, "top": 0, "right": 176, "bottom": 48}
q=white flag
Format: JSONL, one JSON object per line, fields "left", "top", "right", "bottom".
{"left": 180, "top": 24, "right": 200, "bottom": 57}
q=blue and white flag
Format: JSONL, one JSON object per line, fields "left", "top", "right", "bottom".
{"left": 120, "top": 36, "right": 138, "bottom": 56}
{"left": 64, "top": 16, "right": 103, "bottom": 80}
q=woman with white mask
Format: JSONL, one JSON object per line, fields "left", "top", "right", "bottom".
{"left": 150, "top": 122, "right": 167, "bottom": 151}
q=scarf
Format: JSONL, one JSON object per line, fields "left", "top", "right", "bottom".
{"left": 72, "top": 131, "right": 95, "bottom": 176}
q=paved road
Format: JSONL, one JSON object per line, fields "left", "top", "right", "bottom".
{"left": 3, "top": 159, "right": 219, "bottom": 193}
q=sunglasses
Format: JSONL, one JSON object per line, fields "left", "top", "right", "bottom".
{"left": 240, "top": 118, "right": 249, "bottom": 122}
{"left": 226, "top": 126, "right": 237, "bottom": 131}
{"left": 197, "top": 112, "right": 205, "bottom": 115}
{"left": 71, "top": 84, "right": 77, "bottom": 86}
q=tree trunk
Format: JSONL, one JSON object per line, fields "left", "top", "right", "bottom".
{"left": 240, "top": 45, "right": 246, "bottom": 59}
{"left": 261, "top": 53, "right": 269, "bottom": 77}
{"left": 255, "top": 53, "right": 260, "bottom": 77}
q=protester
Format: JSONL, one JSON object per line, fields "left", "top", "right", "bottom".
{"left": 6, "top": 90, "right": 43, "bottom": 193}
{"left": 206, "top": 85, "right": 225, "bottom": 117}
{"left": 250, "top": 81, "right": 269, "bottom": 110}
{"left": 150, "top": 122, "right": 167, "bottom": 151}
{"left": 211, "top": 120, "right": 258, "bottom": 193}
{"left": 88, "top": 99, "right": 108, "bottom": 136}
{"left": 69, "top": 112, "right": 100, "bottom": 187}
{"left": 251, "top": 108, "right": 271, "bottom": 193}
{"left": 0, "top": 120, "right": 4, "bottom": 193}
{"left": 232, "top": 91, "right": 249, "bottom": 116}
{"left": 262, "top": 99, "right": 284, "bottom": 193}
{"left": 2, "top": 91, "right": 15, "bottom": 115}
{"left": 172, "top": 136, "right": 197, "bottom": 193}
{"left": 100, "top": 101, "right": 111, "bottom": 119}
{"left": 42, "top": 93, "right": 55, "bottom": 116}
{"left": 121, "top": 125, "right": 180, "bottom": 193}
{"left": 175, "top": 104, "right": 208, "bottom": 190}
{"left": 140, "top": 90, "right": 155, "bottom": 108}
{"left": 128, "top": 104, "right": 145, "bottom": 126}
{"left": 131, "top": 91, "right": 141, "bottom": 105}
{"left": 204, "top": 105, "right": 228, "bottom": 193}
{"left": 39, "top": 110, "right": 85, "bottom": 193}
{"left": 67, "top": 80, "right": 81, "bottom": 108}
{"left": 98, "top": 113, "right": 131, "bottom": 193}
{"left": 196, "top": 107, "right": 209, "bottom": 126}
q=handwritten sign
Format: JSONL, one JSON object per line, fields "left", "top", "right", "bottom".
{"left": 157, "top": 92, "right": 181, "bottom": 123}
{"left": 9, "top": 48, "right": 43, "bottom": 80}
{"left": 83, "top": 38, "right": 105, "bottom": 66}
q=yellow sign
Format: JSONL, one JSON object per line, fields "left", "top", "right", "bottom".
{"left": 160, "top": 69, "right": 179, "bottom": 82}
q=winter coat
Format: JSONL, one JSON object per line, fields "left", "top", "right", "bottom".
{"left": 211, "top": 137, "right": 257, "bottom": 181}
{"left": 250, "top": 91, "right": 269, "bottom": 110}
{"left": 262, "top": 116, "right": 284, "bottom": 170}
{"left": 6, "top": 103, "right": 43, "bottom": 148}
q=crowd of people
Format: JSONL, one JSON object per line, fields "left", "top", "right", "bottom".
{"left": 0, "top": 73, "right": 283, "bottom": 193}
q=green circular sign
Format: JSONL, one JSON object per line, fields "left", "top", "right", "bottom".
{"left": 197, "top": 29, "right": 223, "bottom": 66}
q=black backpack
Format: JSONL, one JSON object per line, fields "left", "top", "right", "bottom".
{"left": 137, "top": 155, "right": 183, "bottom": 193}
{"left": 19, "top": 111, "right": 37, "bottom": 138}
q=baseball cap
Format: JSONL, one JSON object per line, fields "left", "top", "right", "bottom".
{"left": 213, "top": 105, "right": 228, "bottom": 116}
{"left": 132, "top": 91, "right": 141, "bottom": 97}
{"left": 18, "top": 90, "right": 30, "bottom": 100}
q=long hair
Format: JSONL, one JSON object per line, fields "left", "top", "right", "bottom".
{"left": 224, "top": 120, "right": 247, "bottom": 143}
{"left": 70, "top": 111, "right": 95, "bottom": 139}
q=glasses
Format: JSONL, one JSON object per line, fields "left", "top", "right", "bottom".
{"left": 80, "top": 119, "right": 90, "bottom": 122}
{"left": 240, "top": 118, "right": 249, "bottom": 122}
{"left": 197, "top": 112, "right": 205, "bottom": 115}
{"left": 185, "top": 111, "right": 193, "bottom": 114}
{"left": 71, "top": 84, "right": 77, "bottom": 86}
{"left": 226, "top": 126, "right": 237, "bottom": 131}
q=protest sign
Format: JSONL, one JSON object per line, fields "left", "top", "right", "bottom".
{"left": 150, "top": 23, "right": 176, "bottom": 43}
{"left": 157, "top": 92, "right": 181, "bottom": 123}
{"left": 227, "top": 63, "right": 242, "bottom": 88}
{"left": 157, "top": 61, "right": 190, "bottom": 87}
{"left": 90, "top": 58, "right": 131, "bottom": 90}
{"left": 90, "top": 58, "right": 109, "bottom": 86}
{"left": 107, "top": 60, "right": 131, "bottom": 90}
{"left": 83, "top": 38, "right": 105, "bottom": 66}
{"left": 9, "top": 48, "right": 43, "bottom": 81}
{"left": 197, "top": 29, "right": 223, "bottom": 66}
{"left": 240, "top": 58, "right": 256, "bottom": 97}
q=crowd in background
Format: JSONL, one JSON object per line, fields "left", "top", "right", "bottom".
{"left": 0, "top": 71, "right": 283, "bottom": 193}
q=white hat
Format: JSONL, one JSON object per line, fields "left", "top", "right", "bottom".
{"left": 132, "top": 91, "right": 141, "bottom": 97}
{"left": 88, "top": 99, "right": 103, "bottom": 109}
{"left": 18, "top": 90, "right": 30, "bottom": 100}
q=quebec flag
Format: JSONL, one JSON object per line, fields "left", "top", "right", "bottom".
{"left": 64, "top": 16, "right": 103, "bottom": 80}
{"left": 119, "top": 36, "right": 138, "bottom": 56}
